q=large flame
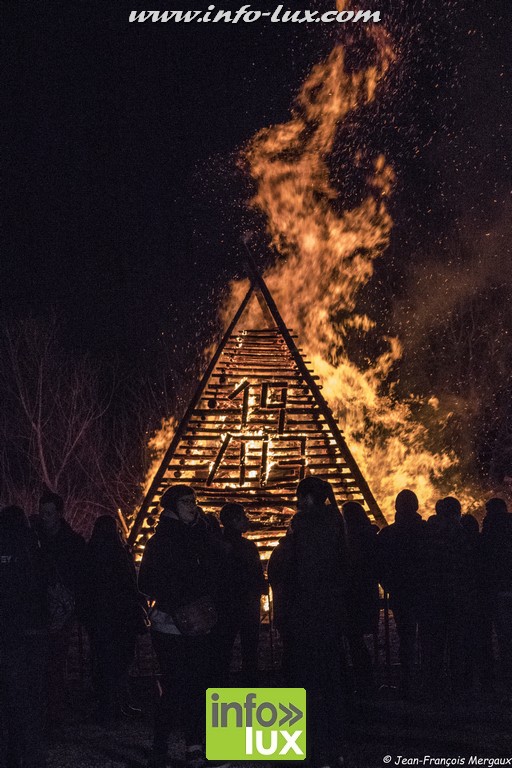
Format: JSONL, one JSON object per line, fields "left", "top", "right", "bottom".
{"left": 223, "top": 3, "right": 474, "bottom": 519}
{"left": 142, "top": 416, "right": 176, "bottom": 496}
{"left": 140, "top": 2, "right": 476, "bottom": 522}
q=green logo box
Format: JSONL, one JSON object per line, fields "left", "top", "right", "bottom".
{"left": 206, "top": 688, "right": 307, "bottom": 761}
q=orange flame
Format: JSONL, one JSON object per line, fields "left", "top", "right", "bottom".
{"left": 223, "top": 6, "right": 474, "bottom": 519}
{"left": 139, "top": 3, "right": 478, "bottom": 523}
{"left": 142, "top": 417, "right": 176, "bottom": 496}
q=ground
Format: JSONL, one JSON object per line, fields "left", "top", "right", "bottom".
{"left": 4, "top": 627, "right": 512, "bottom": 768}
{"left": 44, "top": 679, "right": 512, "bottom": 768}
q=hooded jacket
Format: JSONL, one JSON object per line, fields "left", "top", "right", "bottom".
{"left": 268, "top": 505, "right": 347, "bottom": 644}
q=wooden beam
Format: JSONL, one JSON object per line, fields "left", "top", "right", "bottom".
{"left": 128, "top": 283, "right": 255, "bottom": 544}
{"left": 243, "top": 249, "right": 386, "bottom": 526}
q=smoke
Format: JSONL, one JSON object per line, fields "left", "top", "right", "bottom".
{"left": 393, "top": 207, "right": 512, "bottom": 492}
{"left": 397, "top": 210, "right": 512, "bottom": 346}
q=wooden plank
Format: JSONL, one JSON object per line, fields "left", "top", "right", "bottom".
{"left": 128, "top": 283, "right": 255, "bottom": 545}
{"left": 245, "top": 252, "right": 386, "bottom": 526}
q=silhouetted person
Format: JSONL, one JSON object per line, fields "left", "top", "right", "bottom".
{"left": 0, "top": 505, "right": 48, "bottom": 768}
{"left": 36, "top": 490, "right": 85, "bottom": 727}
{"left": 377, "top": 489, "right": 426, "bottom": 698}
{"left": 212, "top": 503, "right": 266, "bottom": 686}
{"left": 85, "top": 515, "right": 148, "bottom": 723}
{"left": 342, "top": 501, "right": 379, "bottom": 695}
{"left": 138, "top": 485, "right": 225, "bottom": 768}
{"left": 268, "top": 477, "right": 347, "bottom": 768}
{"left": 478, "top": 498, "right": 512, "bottom": 687}
{"left": 422, "top": 496, "right": 473, "bottom": 696}
{"left": 460, "top": 512, "right": 481, "bottom": 691}
{"left": 461, "top": 513, "right": 480, "bottom": 543}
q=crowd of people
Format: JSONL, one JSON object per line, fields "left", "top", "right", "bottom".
{"left": 1, "top": 480, "right": 512, "bottom": 768}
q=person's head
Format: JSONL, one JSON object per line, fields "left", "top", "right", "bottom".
{"left": 39, "top": 490, "right": 64, "bottom": 534}
{"left": 89, "top": 515, "right": 122, "bottom": 547}
{"left": 436, "top": 496, "right": 462, "bottom": 522}
{"left": 485, "top": 497, "right": 508, "bottom": 517}
{"left": 461, "top": 513, "right": 479, "bottom": 537}
{"left": 0, "top": 505, "right": 28, "bottom": 533}
{"left": 394, "top": 489, "right": 419, "bottom": 523}
{"left": 342, "top": 501, "right": 370, "bottom": 531}
{"left": 220, "top": 503, "right": 249, "bottom": 533}
{"left": 483, "top": 497, "right": 511, "bottom": 538}
{"left": 160, "top": 484, "right": 199, "bottom": 525}
{"left": 296, "top": 476, "right": 330, "bottom": 513}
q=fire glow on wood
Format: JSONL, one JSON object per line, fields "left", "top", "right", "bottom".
{"left": 223, "top": 0, "right": 478, "bottom": 518}
{"left": 129, "top": 271, "right": 385, "bottom": 559}
{"left": 130, "top": 0, "right": 480, "bottom": 555}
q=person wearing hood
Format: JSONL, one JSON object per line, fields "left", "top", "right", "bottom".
{"left": 268, "top": 477, "right": 347, "bottom": 768}
{"left": 138, "top": 485, "right": 226, "bottom": 768}
{"left": 377, "top": 489, "right": 427, "bottom": 698}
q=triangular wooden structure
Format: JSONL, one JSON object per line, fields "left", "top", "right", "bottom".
{"left": 129, "top": 262, "right": 385, "bottom": 559}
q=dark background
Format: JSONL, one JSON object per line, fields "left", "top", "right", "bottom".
{"left": 2, "top": 1, "right": 509, "bottom": 346}
{"left": 1, "top": 0, "right": 511, "bottom": 487}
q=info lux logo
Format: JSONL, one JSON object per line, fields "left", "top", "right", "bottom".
{"left": 206, "top": 688, "right": 307, "bottom": 760}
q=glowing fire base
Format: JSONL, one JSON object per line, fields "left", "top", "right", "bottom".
{"left": 129, "top": 266, "right": 385, "bottom": 559}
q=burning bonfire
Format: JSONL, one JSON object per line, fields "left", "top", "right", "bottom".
{"left": 131, "top": 1, "right": 478, "bottom": 552}
{"left": 223, "top": 1, "right": 477, "bottom": 519}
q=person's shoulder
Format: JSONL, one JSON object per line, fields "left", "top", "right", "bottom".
{"left": 242, "top": 538, "right": 263, "bottom": 560}
{"left": 154, "top": 515, "right": 178, "bottom": 537}
{"left": 377, "top": 523, "right": 394, "bottom": 539}
{"left": 145, "top": 525, "right": 167, "bottom": 548}
{"left": 425, "top": 515, "right": 442, "bottom": 536}
{"left": 269, "top": 532, "right": 293, "bottom": 560}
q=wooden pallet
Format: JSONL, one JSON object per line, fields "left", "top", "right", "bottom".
{"left": 128, "top": 262, "right": 385, "bottom": 557}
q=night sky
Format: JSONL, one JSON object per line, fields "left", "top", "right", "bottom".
{"left": 2, "top": 0, "right": 511, "bottom": 369}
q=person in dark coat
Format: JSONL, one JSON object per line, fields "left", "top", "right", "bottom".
{"left": 0, "top": 505, "right": 48, "bottom": 768}
{"left": 138, "top": 485, "right": 225, "bottom": 768}
{"left": 36, "top": 490, "right": 86, "bottom": 726}
{"left": 461, "top": 513, "right": 480, "bottom": 545}
{"left": 460, "top": 512, "right": 481, "bottom": 691}
{"left": 342, "top": 501, "right": 379, "bottom": 695}
{"left": 421, "top": 496, "right": 473, "bottom": 696}
{"left": 478, "top": 498, "right": 512, "bottom": 687}
{"left": 377, "top": 489, "right": 427, "bottom": 698}
{"left": 212, "top": 503, "right": 267, "bottom": 686}
{"left": 268, "top": 477, "right": 347, "bottom": 768}
{"left": 85, "top": 515, "right": 147, "bottom": 723}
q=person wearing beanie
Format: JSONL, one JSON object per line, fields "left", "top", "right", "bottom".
{"left": 138, "top": 485, "right": 228, "bottom": 768}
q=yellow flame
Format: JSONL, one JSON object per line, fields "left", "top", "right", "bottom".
{"left": 222, "top": 5, "right": 475, "bottom": 519}
{"left": 142, "top": 417, "right": 176, "bottom": 496}
{"left": 139, "top": 3, "right": 477, "bottom": 525}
